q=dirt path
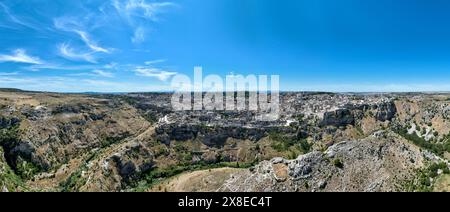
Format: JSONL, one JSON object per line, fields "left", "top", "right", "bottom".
{"left": 434, "top": 174, "right": 450, "bottom": 192}
{"left": 150, "top": 167, "right": 244, "bottom": 192}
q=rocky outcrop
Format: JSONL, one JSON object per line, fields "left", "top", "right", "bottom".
{"left": 109, "top": 143, "right": 155, "bottom": 184}
{"left": 21, "top": 101, "right": 149, "bottom": 171}
{"left": 219, "top": 131, "right": 433, "bottom": 192}
{"left": 0, "top": 140, "right": 30, "bottom": 192}
{"left": 155, "top": 124, "right": 281, "bottom": 147}
{"left": 60, "top": 140, "right": 156, "bottom": 192}
{"left": 320, "top": 101, "right": 397, "bottom": 127}
{"left": 0, "top": 117, "right": 48, "bottom": 176}
{"left": 3, "top": 141, "right": 47, "bottom": 171}
{"left": 374, "top": 102, "right": 397, "bottom": 122}
{"left": 0, "top": 92, "right": 153, "bottom": 186}
{"left": 320, "top": 109, "right": 355, "bottom": 127}
{"left": 0, "top": 117, "right": 20, "bottom": 129}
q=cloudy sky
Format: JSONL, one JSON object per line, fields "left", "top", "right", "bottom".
{"left": 1, "top": 0, "right": 450, "bottom": 92}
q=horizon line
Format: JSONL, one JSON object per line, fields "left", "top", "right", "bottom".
{"left": 1, "top": 88, "right": 450, "bottom": 95}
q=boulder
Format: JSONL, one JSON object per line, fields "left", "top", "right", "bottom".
{"left": 375, "top": 102, "right": 397, "bottom": 121}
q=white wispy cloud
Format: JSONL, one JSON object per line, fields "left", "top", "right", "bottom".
{"left": 74, "top": 30, "right": 111, "bottom": 53}
{"left": 113, "top": 0, "right": 177, "bottom": 44}
{"left": 58, "top": 43, "right": 97, "bottom": 63}
{"left": 113, "top": 0, "right": 177, "bottom": 21}
{"left": 92, "top": 69, "right": 114, "bottom": 78}
{"left": 0, "top": 72, "right": 19, "bottom": 76}
{"left": 27, "top": 63, "right": 99, "bottom": 72}
{"left": 145, "top": 59, "right": 166, "bottom": 65}
{"left": 54, "top": 17, "right": 112, "bottom": 57}
{"left": 133, "top": 59, "right": 176, "bottom": 81}
{"left": 0, "top": 2, "right": 40, "bottom": 31}
{"left": 134, "top": 67, "right": 177, "bottom": 81}
{"left": 68, "top": 70, "right": 114, "bottom": 78}
{"left": 0, "top": 49, "right": 43, "bottom": 64}
{"left": 104, "top": 62, "right": 119, "bottom": 69}
{"left": 132, "top": 27, "right": 146, "bottom": 43}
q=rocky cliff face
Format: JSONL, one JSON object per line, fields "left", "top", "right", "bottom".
{"left": 374, "top": 102, "right": 397, "bottom": 122}
{"left": 22, "top": 101, "right": 149, "bottom": 169}
{"left": 0, "top": 92, "right": 155, "bottom": 191}
{"left": 219, "top": 131, "right": 439, "bottom": 192}
{"left": 320, "top": 101, "right": 397, "bottom": 127}
{"left": 154, "top": 124, "right": 293, "bottom": 147}
{"left": 320, "top": 109, "right": 355, "bottom": 127}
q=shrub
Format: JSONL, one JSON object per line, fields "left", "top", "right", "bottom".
{"left": 269, "top": 132, "right": 311, "bottom": 154}
{"left": 299, "top": 139, "right": 312, "bottom": 153}
{"left": 255, "top": 144, "right": 261, "bottom": 151}
{"left": 404, "top": 162, "right": 450, "bottom": 192}
{"left": 395, "top": 127, "right": 448, "bottom": 157}
{"left": 332, "top": 158, "right": 344, "bottom": 169}
{"left": 144, "top": 112, "right": 158, "bottom": 124}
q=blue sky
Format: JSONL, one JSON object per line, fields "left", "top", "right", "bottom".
{"left": 1, "top": 0, "right": 450, "bottom": 92}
